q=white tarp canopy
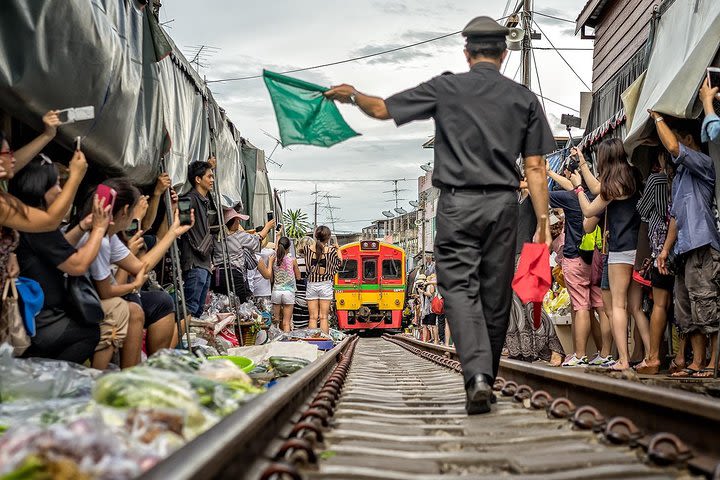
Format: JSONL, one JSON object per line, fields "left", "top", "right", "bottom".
{"left": 624, "top": 0, "right": 720, "bottom": 155}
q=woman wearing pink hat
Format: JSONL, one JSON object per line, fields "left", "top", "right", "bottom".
{"left": 212, "top": 207, "right": 275, "bottom": 303}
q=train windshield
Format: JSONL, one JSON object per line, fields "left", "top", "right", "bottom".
{"left": 382, "top": 259, "right": 402, "bottom": 280}
{"left": 363, "top": 258, "right": 377, "bottom": 281}
{"left": 338, "top": 259, "right": 358, "bottom": 280}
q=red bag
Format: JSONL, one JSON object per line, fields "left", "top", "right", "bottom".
{"left": 431, "top": 295, "right": 444, "bottom": 314}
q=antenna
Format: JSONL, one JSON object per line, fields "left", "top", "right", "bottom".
{"left": 261, "top": 129, "right": 293, "bottom": 168}
{"left": 183, "top": 44, "right": 220, "bottom": 73}
{"left": 383, "top": 179, "right": 408, "bottom": 208}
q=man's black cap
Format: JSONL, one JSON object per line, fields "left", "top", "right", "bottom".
{"left": 462, "top": 16, "right": 509, "bottom": 42}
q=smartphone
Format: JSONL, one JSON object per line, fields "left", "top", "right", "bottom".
{"left": 57, "top": 106, "right": 95, "bottom": 124}
{"left": 267, "top": 211, "right": 274, "bottom": 222}
{"left": 96, "top": 184, "right": 117, "bottom": 212}
{"left": 178, "top": 197, "right": 193, "bottom": 226}
{"left": 126, "top": 219, "right": 140, "bottom": 236}
{"left": 707, "top": 67, "right": 720, "bottom": 89}
{"left": 75, "top": 136, "right": 82, "bottom": 151}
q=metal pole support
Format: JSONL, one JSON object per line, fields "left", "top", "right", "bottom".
{"left": 160, "top": 157, "right": 191, "bottom": 351}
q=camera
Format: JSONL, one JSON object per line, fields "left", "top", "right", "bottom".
{"left": 566, "top": 157, "right": 580, "bottom": 173}
{"left": 58, "top": 106, "right": 95, "bottom": 124}
{"left": 178, "top": 198, "right": 193, "bottom": 226}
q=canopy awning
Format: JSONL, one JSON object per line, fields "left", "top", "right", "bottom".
{"left": 625, "top": 0, "right": 720, "bottom": 155}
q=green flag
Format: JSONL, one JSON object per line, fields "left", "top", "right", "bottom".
{"left": 263, "top": 70, "right": 360, "bottom": 147}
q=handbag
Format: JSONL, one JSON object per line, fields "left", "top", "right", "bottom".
{"left": 65, "top": 274, "right": 105, "bottom": 325}
{"left": 0, "top": 279, "right": 31, "bottom": 356}
{"left": 192, "top": 234, "right": 214, "bottom": 259}
{"left": 15, "top": 276, "right": 44, "bottom": 336}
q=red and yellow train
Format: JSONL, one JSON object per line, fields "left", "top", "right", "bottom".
{"left": 334, "top": 240, "right": 406, "bottom": 331}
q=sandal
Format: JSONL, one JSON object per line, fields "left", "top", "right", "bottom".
{"left": 692, "top": 368, "right": 715, "bottom": 378}
{"left": 635, "top": 363, "right": 660, "bottom": 375}
{"left": 668, "top": 359, "right": 685, "bottom": 375}
{"left": 669, "top": 367, "right": 698, "bottom": 378}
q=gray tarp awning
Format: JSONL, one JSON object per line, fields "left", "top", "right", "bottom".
{"left": 625, "top": 0, "right": 720, "bottom": 154}
{"left": 0, "top": 0, "right": 255, "bottom": 207}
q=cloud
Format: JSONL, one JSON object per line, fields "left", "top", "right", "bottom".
{"left": 372, "top": 0, "right": 408, "bottom": 14}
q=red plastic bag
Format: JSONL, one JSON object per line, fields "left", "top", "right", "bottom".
{"left": 431, "top": 296, "right": 444, "bottom": 314}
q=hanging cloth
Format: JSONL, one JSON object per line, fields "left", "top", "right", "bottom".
{"left": 263, "top": 70, "right": 360, "bottom": 147}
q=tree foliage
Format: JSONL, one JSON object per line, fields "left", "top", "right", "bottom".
{"left": 283, "top": 209, "right": 311, "bottom": 240}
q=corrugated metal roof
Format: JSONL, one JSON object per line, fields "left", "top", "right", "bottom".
{"left": 575, "top": 0, "right": 613, "bottom": 34}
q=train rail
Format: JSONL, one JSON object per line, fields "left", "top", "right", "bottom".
{"left": 138, "top": 334, "right": 720, "bottom": 479}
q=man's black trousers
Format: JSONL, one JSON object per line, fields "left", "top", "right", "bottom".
{"left": 435, "top": 188, "right": 519, "bottom": 386}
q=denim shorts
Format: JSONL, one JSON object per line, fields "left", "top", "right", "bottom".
{"left": 601, "top": 254, "right": 610, "bottom": 290}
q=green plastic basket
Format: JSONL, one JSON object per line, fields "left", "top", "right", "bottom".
{"left": 207, "top": 355, "right": 255, "bottom": 373}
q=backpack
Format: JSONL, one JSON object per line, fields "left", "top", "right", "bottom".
{"left": 431, "top": 294, "right": 444, "bottom": 315}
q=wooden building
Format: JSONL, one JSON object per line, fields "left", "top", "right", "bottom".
{"left": 575, "top": 0, "right": 660, "bottom": 147}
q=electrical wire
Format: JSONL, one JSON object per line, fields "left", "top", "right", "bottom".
{"left": 533, "top": 94, "right": 579, "bottom": 113}
{"left": 272, "top": 178, "right": 411, "bottom": 183}
{"left": 206, "top": 14, "right": 514, "bottom": 84}
{"left": 533, "top": 11, "right": 577, "bottom": 24}
{"left": 532, "top": 47, "right": 593, "bottom": 51}
{"left": 532, "top": 19, "right": 591, "bottom": 91}
{"left": 531, "top": 48, "right": 546, "bottom": 112}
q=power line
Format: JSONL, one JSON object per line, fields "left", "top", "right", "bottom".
{"left": 271, "top": 178, "right": 411, "bottom": 183}
{"left": 532, "top": 19, "right": 591, "bottom": 91}
{"left": 534, "top": 93, "right": 579, "bottom": 113}
{"left": 206, "top": 30, "right": 462, "bottom": 83}
{"left": 532, "top": 47, "right": 593, "bottom": 51}
{"left": 534, "top": 11, "right": 576, "bottom": 24}
{"left": 532, "top": 48, "right": 546, "bottom": 112}
{"left": 206, "top": 14, "right": 515, "bottom": 84}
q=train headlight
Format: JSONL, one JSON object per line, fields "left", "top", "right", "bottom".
{"left": 339, "top": 299, "right": 345, "bottom": 306}
{"left": 395, "top": 299, "right": 401, "bottom": 306}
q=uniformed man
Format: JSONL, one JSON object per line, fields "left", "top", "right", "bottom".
{"left": 325, "top": 16, "right": 554, "bottom": 414}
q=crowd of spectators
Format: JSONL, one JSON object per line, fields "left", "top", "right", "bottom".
{"left": 539, "top": 79, "right": 720, "bottom": 377}
{"left": 0, "top": 111, "right": 342, "bottom": 368}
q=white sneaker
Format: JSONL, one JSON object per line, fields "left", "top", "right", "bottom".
{"left": 601, "top": 356, "right": 616, "bottom": 368}
{"left": 562, "top": 354, "right": 588, "bottom": 367}
{"left": 589, "top": 354, "right": 612, "bottom": 366}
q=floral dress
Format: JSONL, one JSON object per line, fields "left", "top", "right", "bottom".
{"left": 0, "top": 227, "right": 19, "bottom": 315}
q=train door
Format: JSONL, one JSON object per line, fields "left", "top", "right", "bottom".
{"left": 362, "top": 256, "right": 378, "bottom": 287}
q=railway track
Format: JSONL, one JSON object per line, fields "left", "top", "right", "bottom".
{"left": 139, "top": 335, "right": 720, "bottom": 479}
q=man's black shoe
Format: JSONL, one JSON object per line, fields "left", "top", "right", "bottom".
{"left": 491, "top": 392, "right": 497, "bottom": 404}
{"left": 465, "top": 374, "right": 492, "bottom": 415}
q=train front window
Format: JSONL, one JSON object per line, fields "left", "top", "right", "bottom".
{"left": 363, "top": 259, "right": 377, "bottom": 281}
{"left": 382, "top": 259, "right": 402, "bottom": 280}
{"left": 339, "top": 260, "right": 358, "bottom": 280}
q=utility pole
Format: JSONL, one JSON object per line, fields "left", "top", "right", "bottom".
{"left": 311, "top": 184, "right": 320, "bottom": 230}
{"left": 521, "top": 0, "right": 533, "bottom": 88}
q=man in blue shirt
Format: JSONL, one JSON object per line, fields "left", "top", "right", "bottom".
{"left": 653, "top": 111, "right": 719, "bottom": 378}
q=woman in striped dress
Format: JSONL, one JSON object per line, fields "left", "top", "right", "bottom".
{"left": 300, "top": 226, "right": 341, "bottom": 334}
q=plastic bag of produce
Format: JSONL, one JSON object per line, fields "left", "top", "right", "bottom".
{"left": 0, "top": 344, "right": 99, "bottom": 403}
{"left": 269, "top": 356, "right": 311, "bottom": 376}
{"left": 93, "top": 368, "right": 218, "bottom": 438}
{"left": 144, "top": 349, "right": 203, "bottom": 373}
{"left": 0, "top": 418, "right": 162, "bottom": 479}
{"left": 197, "top": 359, "right": 251, "bottom": 383}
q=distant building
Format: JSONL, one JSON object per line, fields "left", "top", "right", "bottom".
{"left": 361, "top": 212, "right": 419, "bottom": 261}
{"left": 336, "top": 233, "right": 363, "bottom": 246}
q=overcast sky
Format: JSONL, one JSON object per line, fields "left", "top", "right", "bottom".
{"left": 161, "top": 0, "right": 593, "bottom": 233}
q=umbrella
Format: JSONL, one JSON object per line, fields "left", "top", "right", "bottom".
{"left": 512, "top": 216, "right": 551, "bottom": 329}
